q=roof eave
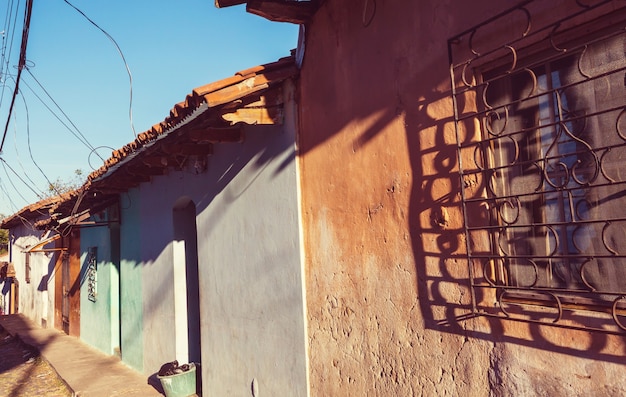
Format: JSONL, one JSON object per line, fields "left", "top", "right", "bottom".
{"left": 216, "top": 0, "right": 319, "bottom": 24}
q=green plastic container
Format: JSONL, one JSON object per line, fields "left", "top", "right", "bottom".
{"left": 157, "top": 363, "right": 197, "bottom": 397}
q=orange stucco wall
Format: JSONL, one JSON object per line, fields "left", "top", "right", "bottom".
{"left": 298, "top": 0, "right": 626, "bottom": 395}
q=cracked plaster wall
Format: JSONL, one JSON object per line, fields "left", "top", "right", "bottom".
{"left": 298, "top": 0, "right": 626, "bottom": 395}
{"left": 3, "top": 223, "right": 55, "bottom": 328}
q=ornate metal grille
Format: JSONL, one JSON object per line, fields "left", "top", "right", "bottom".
{"left": 449, "top": 0, "right": 626, "bottom": 333}
{"left": 87, "top": 247, "right": 97, "bottom": 302}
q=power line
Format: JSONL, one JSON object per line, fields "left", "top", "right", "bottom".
{"left": 63, "top": 0, "right": 137, "bottom": 139}
{"left": 0, "top": 176, "right": 39, "bottom": 229}
{"left": 19, "top": 75, "right": 90, "bottom": 147}
{"left": 16, "top": 84, "right": 58, "bottom": 196}
{"left": 0, "top": 0, "right": 32, "bottom": 152}
{"left": 0, "top": 176, "right": 20, "bottom": 214}
{"left": 10, "top": 96, "right": 45, "bottom": 195}
{"left": 0, "top": 0, "right": 138, "bottom": 215}
{"left": 0, "top": 73, "right": 73, "bottom": 200}
{"left": 0, "top": 0, "right": 20, "bottom": 80}
{"left": 22, "top": 68, "right": 104, "bottom": 161}
{"left": 0, "top": 0, "right": 21, "bottom": 111}
{"left": 0, "top": 156, "right": 41, "bottom": 200}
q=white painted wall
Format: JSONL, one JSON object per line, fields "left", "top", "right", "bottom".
{"left": 172, "top": 239, "right": 189, "bottom": 364}
{"left": 134, "top": 80, "right": 308, "bottom": 395}
{"left": 6, "top": 224, "right": 56, "bottom": 328}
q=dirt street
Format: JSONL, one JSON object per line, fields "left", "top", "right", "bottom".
{"left": 0, "top": 325, "right": 72, "bottom": 397}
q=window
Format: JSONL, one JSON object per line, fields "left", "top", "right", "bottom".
{"left": 450, "top": 1, "right": 626, "bottom": 332}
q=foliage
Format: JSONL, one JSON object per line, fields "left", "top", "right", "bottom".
{"left": 0, "top": 170, "right": 85, "bottom": 256}
{"left": 46, "top": 169, "right": 84, "bottom": 197}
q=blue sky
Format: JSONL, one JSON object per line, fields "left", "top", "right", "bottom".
{"left": 0, "top": 0, "right": 299, "bottom": 216}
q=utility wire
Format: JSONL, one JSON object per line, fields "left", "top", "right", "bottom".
{"left": 1, "top": 73, "right": 73, "bottom": 193}
{"left": 0, "top": 176, "right": 38, "bottom": 229}
{"left": 0, "top": 0, "right": 21, "bottom": 111}
{"left": 63, "top": 0, "right": 137, "bottom": 138}
{"left": 5, "top": 69, "right": 104, "bottom": 204}
{"left": 10, "top": 96, "right": 46, "bottom": 195}
{"left": 19, "top": 76, "right": 91, "bottom": 148}
{"left": 23, "top": 68, "right": 104, "bottom": 161}
{"left": 16, "top": 83, "right": 59, "bottom": 196}
{"left": 0, "top": 178, "right": 38, "bottom": 230}
{"left": 0, "top": 157, "right": 42, "bottom": 200}
{"left": 0, "top": 0, "right": 32, "bottom": 152}
{"left": 0, "top": 0, "right": 16, "bottom": 70}
{"left": 0, "top": 0, "right": 18, "bottom": 80}
{"left": 0, "top": 0, "right": 13, "bottom": 82}
{"left": 0, "top": 177, "right": 20, "bottom": 214}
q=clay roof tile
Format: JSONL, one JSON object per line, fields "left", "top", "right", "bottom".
{"left": 3, "top": 54, "right": 297, "bottom": 230}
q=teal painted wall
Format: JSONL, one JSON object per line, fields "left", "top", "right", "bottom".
{"left": 119, "top": 189, "right": 144, "bottom": 371}
{"left": 79, "top": 214, "right": 120, "bottom": 356}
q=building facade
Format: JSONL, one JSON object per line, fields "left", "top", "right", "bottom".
{"left": 295, "top": 0, "right": 626, "bottom": 395}
{"left": 3, "top": 1, "right": 625, "bottom": 395}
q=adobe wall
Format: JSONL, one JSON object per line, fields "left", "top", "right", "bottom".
{"left": 298, "top": 0, "right": 626, "bottom": 395}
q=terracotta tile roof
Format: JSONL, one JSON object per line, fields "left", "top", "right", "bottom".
{"left": 86, "top": 53, "right": 297, "bottom": 185}
{"left": 2, "top": 54, "right": 298, "bottom": 231}
{"left": 1, "top": 190, "right": 80, "bottom": 229}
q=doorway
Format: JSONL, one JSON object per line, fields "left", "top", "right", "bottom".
{"left": 55, "top": 230, "right": 80, "bottom": 336}
{"left": 173, "top": 197, "right": 201, "bottom": 364}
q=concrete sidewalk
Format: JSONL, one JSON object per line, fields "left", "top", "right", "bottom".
{"left": 0, "top": 314, "right": 162, "bottom": 397}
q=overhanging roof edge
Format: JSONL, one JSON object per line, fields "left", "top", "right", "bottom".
{"left": 91, "top": 102, "right": 210, "bottom": 184}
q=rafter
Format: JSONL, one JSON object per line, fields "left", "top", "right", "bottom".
{"left": 247, "top": 0, "right": 318, "bottom": 24}
{"left": 221, "top": 107, "right": 283, "bottom": 125}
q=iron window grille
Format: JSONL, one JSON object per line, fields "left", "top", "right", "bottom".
{"left": 87, "top": 247, "right": 97, "bottom": 302}
{"left": 449, "top": 0, "right": 626, "bottom": 333}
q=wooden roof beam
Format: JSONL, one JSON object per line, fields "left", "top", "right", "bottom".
{"left": 221, "top": 106, "right": 283, "bottom": 125}
{"left": 215, "top": 0, "right": 247, "bottom": 8}
{"left": 246, "top": 0, "right": 318, "bottom": 24}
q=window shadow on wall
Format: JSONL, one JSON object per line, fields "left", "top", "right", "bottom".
{"left": 296, "top": 0, "right": 626, "bottom": 367}
{"left": 405, "top": 85, "right": 626, "bottom": 365}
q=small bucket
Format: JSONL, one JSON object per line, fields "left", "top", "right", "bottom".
{"left": 157, "top": 363, "right": 196, "bottom": 397}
